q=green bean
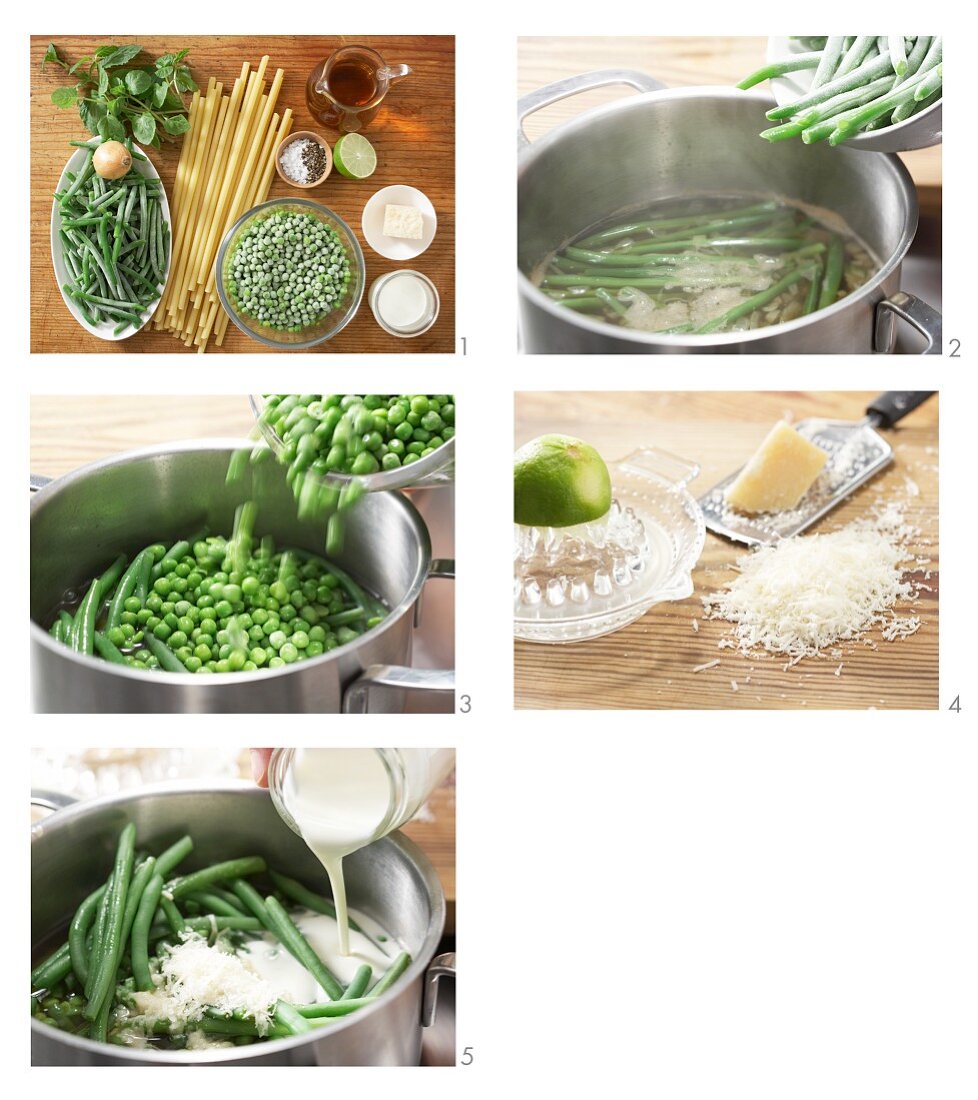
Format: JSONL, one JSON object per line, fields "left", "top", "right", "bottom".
{"left": 84, "top": 822, "right": 136, "bottom": 1021}
{"left": 828, "top": 63, "right": 940, "bottom": 141}
{"left": 268, "top": 870, "right": 386, "bottom": 953}
{"left": 132, "top": 873, "right": 164, "bottom": 990}
{"left": 71, "top": 553, "right": 126, "bottom": 656}
{"left": 263, "top": 896, "right": 345, "bottom": 1000}
{"left": 181, "top": 916, "right": 264, "bottom": 934}
{"left": 297, "top": 998, "right": 371, "bottom": 1018}
{"left": 169, "top": 856, "right": 267, "bottom": 899}
{"left": 576, "top": 201, "right": 778, "bottom": 248}
{"left": 60, "top": 151, "right": 93, "bottom": 203}
{"left": 818, "top": 237, "right": 845, "bottom": 310}
{"left": 68, "top": 885, "right": 107, "bottom": 987}
{"left": 736, "top": 52, "right": 821, "bottom": 90}
{"left": 157, "top": 895, "right": 186, "bottom": 935}
{"left": 766, "top": 51, "right": 897, "bottom": 120}
{"left": 696, "top": 266, "right": 816, "bottom": 334}
{"left": 367, "top": 951, "right": 412, "bottom": 998}
{"left": 94, "top": 628, "right": 130, "bottom": 666}
{"left": 152, "top": 836, "right": 193, "bottom": 879}
{"left": 120, "top": 857, "right": 157, "bottom": 955}
{"left": 836, "top": 36, "right": 878, "bottom": 78}
{"left": 31, "top": 942, "right": 73, "bottom": 990}
{"left": 143, "top": 632, "right": 187, "bottom": 672}
{"left": 802, "top": 260, "right": 823, "bottom": 316}
{"left": 134, "top": 547, "right": 155, "bottom": 602}
{"left": 888, "top": 36, "right": 909, "bottom": 77}
{"left": 185, "top": 891, "right": 245, "bottom": 919}
{"left": 106, "top": 548, "right": 152, "bottom": 630}
{"left": 273, "top": 1001, "right": 312, "bottom": 1035}
{"left": 342, "top": 965, "right": 373, "bottom": 1000}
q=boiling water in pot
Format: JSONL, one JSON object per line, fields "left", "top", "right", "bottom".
{"left": 536, "top": 195, "right": 877, "bottom": 335}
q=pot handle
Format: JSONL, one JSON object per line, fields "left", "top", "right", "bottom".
{"left": 31, "top": 789, "right": 78, "bottom": 813}
{"left": 31, "top": 473, "right": 53, "bottom": 493}
{"left": 422, "top": 951, "right": 456, "bottom": 1028}
{"left": 519, "top": 70, "right": 667, "bottom": 148}
{"left": 874, "top": 291, "right": 942, "bottom": 355}
{"left": 343, "top": 559, "right": 455, "bottom": 713}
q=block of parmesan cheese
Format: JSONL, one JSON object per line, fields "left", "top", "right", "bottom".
{"left": 382, "top": 204, "right": 423, "bottom": 240}
{"left": 725, "top": 421, "right": 828, "bottom": 514}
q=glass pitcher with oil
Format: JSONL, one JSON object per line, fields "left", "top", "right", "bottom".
{"left": 307, "top": 46, "right": 411, "bottom": 132}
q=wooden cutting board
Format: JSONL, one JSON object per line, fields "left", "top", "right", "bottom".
{"left": 30, "top": 35, "right": 454, "bottom": 354}
{"left": 519, "top": 36, "right": 941, "bottom": 215}
{"left": 514, "top": 392, "right": 939, "bottom": 711}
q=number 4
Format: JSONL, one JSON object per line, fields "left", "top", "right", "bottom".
{"left": 948, "top": 695, "right": 961, "bottom": 712}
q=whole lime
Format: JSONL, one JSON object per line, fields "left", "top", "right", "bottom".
{"left": 514, "top": 434, "right": 612, "bottom": 528}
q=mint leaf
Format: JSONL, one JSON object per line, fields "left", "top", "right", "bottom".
{"left": 132, "top": 112, "right": 156, "bottom": 146}
{"left": 98, "top": 113, "right": 127, "bottom": 142}
{"left": 42, "top": 43, "right": 63, "bottom": 70}
{"left": 175, "top": 67, "right": 197, "bottom": 93}
{"left": 51, "top": 85, "right": 78, "bottom": 109}
{"left": 152, "top": 81, "right": 168, "bottom": 108}
{"left": 102, "top": 44, "right": 143, "bottom": 69}
{"left": 125, "top": 69, "right": 153, "bottom": 96}
{"left": 163, "top": 114, "right": 191, "bottom": 135}
{"left": 97, "top": 66, "right": 110, "bottom": 96}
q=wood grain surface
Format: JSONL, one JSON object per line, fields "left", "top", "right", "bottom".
{"left": 30, "top": 35, "right": 454, "bottom": 354}
{"left": 514, "top": 391, "right": 939, "bottom": 711}
{"left": 31, "top": 394, "right": 255, "bottom": 476}
{"left": 519, "top": 37, "right": 942, "bottom": 214}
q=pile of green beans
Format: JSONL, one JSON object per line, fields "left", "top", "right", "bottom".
{"left": 47, "top": 520, "right": 386, "bottom": 674}
{"left": 230, "top": 394, "right": 456, "bottom": 557}
{"left": 55, "top": 137, "right": 169, "bottom": 335}
{"left": 739, "top": 36, "right": 943, "bottom": 145}
{"left": 31, "top": 826, "right": 411, "bottom": 1048}
{"left": 540, "top": 198, "right": 874, "bottom": 334}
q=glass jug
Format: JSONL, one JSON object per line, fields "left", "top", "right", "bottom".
{"left": 268, "top": 747, "right": 455, "bottom": 848}
{"left": 307, "top": 46, "right": 411, "bottom": 132}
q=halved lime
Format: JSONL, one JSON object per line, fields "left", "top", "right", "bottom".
{"left": 514, "top": 434, "right": 612, "bottom": 528}
{"left": 333, "top": 134, "right": 377, "bottom": 180}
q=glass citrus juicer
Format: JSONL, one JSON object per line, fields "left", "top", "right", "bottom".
{"left": 307, "top": 46, "right": 411, "bottom": 132}
{"left": 514, "top": 448, "right": 706, "bottom": 644}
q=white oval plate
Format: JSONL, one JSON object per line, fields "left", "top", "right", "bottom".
{"left": 50, "top": 142, "right": 171, "bottom": 341}
{"left": 765, "top": 37, "right": 942, "bottom": 152}
{"left": 361, "top": 185, "right": 437, "bottom": 261}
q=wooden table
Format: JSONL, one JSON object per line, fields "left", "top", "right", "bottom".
{"left": 30, "top": 35, "right": 454, "bottom": 354}
{"left": 519, "top": 37, "right": 942, "bottom": 215}
{"left": 514, "top": 392, "right": 939, "bottom": 711}
{"left": 31, "top": 394, "right": 256, "bottom": 475}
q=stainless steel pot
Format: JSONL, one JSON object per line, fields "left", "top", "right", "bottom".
{"left": 30, "top": 441, "right": 454, "bottom": 713}
{"left": 31, "top": 781, "right": 454, "bottom": 1066}
{"left": 518, "top": 71, "right": 942, "bottom": 354}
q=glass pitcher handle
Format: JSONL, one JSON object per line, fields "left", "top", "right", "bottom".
{"left": 383, "top": 64, "right": 411, "bottom": 82}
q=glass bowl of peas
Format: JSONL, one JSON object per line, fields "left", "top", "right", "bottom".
{"left": 217, "top": 199, "right": 365, "bottom": 349}
{"left": 249, "top": 394, "right": 456, "bottom": 493}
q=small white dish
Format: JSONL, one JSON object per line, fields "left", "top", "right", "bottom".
{"left": 50, "top": 142, "right": 171, "bottom": 341}
{"left": 361, "top": 185, "right": 437, "bottom": 260}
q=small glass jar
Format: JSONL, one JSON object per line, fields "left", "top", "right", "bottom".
{"left": 369, "top": 271, "right": 440, "bottom": 338}
{"left": 268, "top": 748, "right": 455, "bottom": 847}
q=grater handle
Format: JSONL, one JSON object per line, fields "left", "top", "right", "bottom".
{"left": 865, "top": 391, "right": 936, "bottom": 430}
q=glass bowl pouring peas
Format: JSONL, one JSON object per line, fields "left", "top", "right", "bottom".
{"left": 250, "top": 395, "right": 456, "bottom": 494}
{"left": 217, "top": 199, "right": 365, "bottom": 349}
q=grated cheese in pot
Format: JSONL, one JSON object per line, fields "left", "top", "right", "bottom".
{"left": 131, "top": 931, "right": 278, "bottom": 1035}
{"left": 701, "top": 509, "right": 921, "bottom": 664}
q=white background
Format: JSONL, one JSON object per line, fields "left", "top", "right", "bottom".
{"left": 13, "top": 6, "right": 976, "bottom": 1097}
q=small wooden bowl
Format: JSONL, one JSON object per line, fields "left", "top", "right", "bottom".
{"left": 275, "top": 131, "right": 333, "bottom": 189}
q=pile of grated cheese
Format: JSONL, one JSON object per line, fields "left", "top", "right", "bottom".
{"left": 701, "top": 508, "right": 923, "bottom": 666}
{"left": 130, "top": 931, "right": 278, "bottom": 1035}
